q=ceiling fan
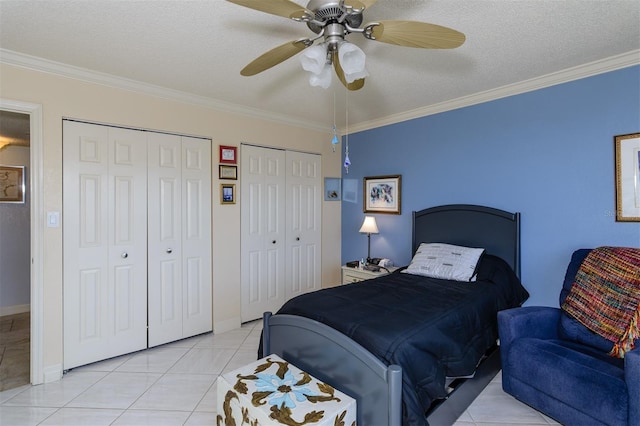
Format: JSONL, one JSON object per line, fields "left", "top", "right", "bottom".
{"left": 226, "top": 0, "right": 466, "bottom": 90}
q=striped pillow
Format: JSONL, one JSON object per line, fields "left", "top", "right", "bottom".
{"left": 403, "top": 243, "right": 485, "bottom": 282}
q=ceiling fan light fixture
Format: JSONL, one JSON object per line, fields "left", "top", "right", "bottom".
{"left": 300, "top": 43, "right": 329, "bottom": 75}
{"left": 309, "top": 63, "right": 333, "bottom": 88}
{"left": 338, "top": 42, "right": 368, "bottom": 83}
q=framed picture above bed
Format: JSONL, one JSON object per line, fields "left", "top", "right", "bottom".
{"left": 364, "top": 175, "right": 401, "bottom": 214}
{"left": 614, "top": 132, "right": 640, "bottom": 222}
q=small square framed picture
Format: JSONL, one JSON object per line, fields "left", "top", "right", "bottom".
{"left": 219, "top": 165, "right": 237, "bottom": 180}
{"left": 221, "top": 183, "right": 236, "bottom": 204}
{"left": 219, "top": 145, "right": 237, "bottom": 164}
{"left": 324, "top": 177, "right": 341, "bottom": 201}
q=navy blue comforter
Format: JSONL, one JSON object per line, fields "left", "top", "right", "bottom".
{"left": 274, "top": 255, "right": 529, "bottom": 425}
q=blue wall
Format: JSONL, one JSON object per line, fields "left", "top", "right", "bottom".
{"left": 341, "top": 65, "right": 640, "bottom": 307}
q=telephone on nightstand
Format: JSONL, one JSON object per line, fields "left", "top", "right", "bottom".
{"left": 372, "top": 258, "right": 394, "bottom": 268}
{"left": 363, "top": 258, "right": 393, "bottom": 272}
{"left": 346, "top": 258, "right": 394, "bottom": 270}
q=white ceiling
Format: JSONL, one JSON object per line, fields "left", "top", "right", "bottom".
{"left": 1, "top": 0, "right": 639, "bottom": 133}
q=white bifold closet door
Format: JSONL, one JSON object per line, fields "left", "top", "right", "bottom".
{"left": 63, "top": 121, "right": 211, "bottom": 370}
{"left": 240, "top": 145, "right": 321, "bottom": 323}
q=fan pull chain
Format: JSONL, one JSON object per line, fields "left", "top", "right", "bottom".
{"left": 344, "top": 88, "right": 351, "bottom": 174}
{"left": 331, "top": 91, "right": 339, "bottom": 152}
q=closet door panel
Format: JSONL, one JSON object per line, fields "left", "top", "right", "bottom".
{"left": 285, "top": 151, "right": 321, "bottom": 300}
{"left": 106, "top": 127, "right": 148, "bottom": 352}
{"left": 181, "top": 137, "right": 212, "bottom": 337}
{"left": 148, "top": 133, "right": 183, "bottom": 347}
{"left": 64, "top": 123, "right": 110, "bottom": 369}
{"left": 241, "top": 145, "right": 286, "bottom": 322}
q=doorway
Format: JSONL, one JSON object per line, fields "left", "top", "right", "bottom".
{"left": 0, "top": 99, "right": 44, "bottom": 386}
{"left": 0, "top": 110, "right": 30, "bottom": 390}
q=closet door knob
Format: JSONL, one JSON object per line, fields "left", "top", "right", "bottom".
{"left": 296, "top": 237, "right": 300, "bottom": 241}
{"left": 121, "top": 252, "right": 128, "bottom": 259}
{"left": 272, "top": 240, "right": 276, "bottom": 244}
{"left": 166, "top": 248, "right": 173, "bottom": 254}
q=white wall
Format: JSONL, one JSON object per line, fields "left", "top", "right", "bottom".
{"left": 0, "top": 145, "right": 30, "bottom": 311}
{"left": 0, "top": 62, "right": 343, "bottom": 375}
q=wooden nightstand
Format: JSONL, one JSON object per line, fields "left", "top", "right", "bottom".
{"left": 341, "top": 265, "right": 398, "bottom": 284}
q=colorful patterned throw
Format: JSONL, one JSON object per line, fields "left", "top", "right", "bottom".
{"left": 561, "top": 246, "right": 640, "bottom": 358}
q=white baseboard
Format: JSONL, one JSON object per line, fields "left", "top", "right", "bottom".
{"left": 0, "top": 304, "right": 30, "bottom": 316}
{"left": 43, "top": 364, "right": 63, "bottom": 383}
{"left": 213, "top": 316, "right": 241, "bottom": 334}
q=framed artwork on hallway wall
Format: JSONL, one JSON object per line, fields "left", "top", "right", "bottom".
{"left": 615, "top": 132, "right": 640, "bottom": 222}
{"left": 0, "top": 165, "right": 25, "bottom": 203}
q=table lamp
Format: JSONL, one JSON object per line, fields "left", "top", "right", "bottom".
{"left": 359, "top": 216, "right": 379, "bottom": 264}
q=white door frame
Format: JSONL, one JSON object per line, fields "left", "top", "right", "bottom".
{"left": 0, "top": 98, "right": 44, "bottom": 384}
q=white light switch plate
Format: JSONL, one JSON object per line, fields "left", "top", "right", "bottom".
{"left": 47, "top": 211, "right": 60, "bottom": 227}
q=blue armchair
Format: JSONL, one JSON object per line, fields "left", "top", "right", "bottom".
{"left": 498, "top": 249, "right": 639, "bottom": 426}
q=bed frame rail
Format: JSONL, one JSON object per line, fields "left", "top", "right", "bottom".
{"left": 263, "top": 312, "right": 403, "bottom": 426}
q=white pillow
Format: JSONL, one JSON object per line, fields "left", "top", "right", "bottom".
{"left": 402, "top": 243, "right": 485, "bottom": 282}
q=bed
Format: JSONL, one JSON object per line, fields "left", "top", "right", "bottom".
{"left": 261, "top": 204, "right": 529, "bottom": 425}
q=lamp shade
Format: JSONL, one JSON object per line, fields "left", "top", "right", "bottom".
{"left": 338, "top": 42, "right": 369, "bottom": 83}
{"left": 300, "top": 43, "right": 328, "bottom": 75}
{"left": 359, "top": 216, "right": 379, "bottom": 234}
{"left": 309, "top": 63, "right": 332, "bottom": 89}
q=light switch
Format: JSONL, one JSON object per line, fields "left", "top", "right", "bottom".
{"left": 47, "top": 211, "right": 60, "bottom": 228}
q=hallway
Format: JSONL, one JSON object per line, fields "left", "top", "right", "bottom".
{"left": 0, "top": 311, "right": 30, "bottom": 392}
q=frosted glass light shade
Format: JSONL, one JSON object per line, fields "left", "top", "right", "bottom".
{"left": 359, "top": 216, "right": 379, "bottom": 234}
{"left": 309, "top": 63, "right": 332, "bottom": 89}
{"left": 300, "top": 44, "right": 328, "bottom": 75}
{"left": 338, "top": 42, "right": 369, "bottom": 83}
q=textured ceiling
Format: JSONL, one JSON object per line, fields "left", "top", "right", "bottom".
{"left": 0, "top": 0, "right": 639, "bottom": 133}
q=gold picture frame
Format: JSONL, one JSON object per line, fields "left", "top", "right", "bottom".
{"left": 221, "top": 183, "right": 236, "bottom": 204}
{"left": 363, "top": 175, "right": 401, "bottom": 214}
{"left": 219, "top": 164, "right": 237, "bottom": 180}
{"left": 615, "top": 132, "right": 640, "bottom": 221}
{"left": 0, "top": 165, "right": 25, "bottom": 203}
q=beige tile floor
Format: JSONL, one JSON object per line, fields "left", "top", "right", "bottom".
{"left": 0, "top": 320, "right": 558, "bottom": 425}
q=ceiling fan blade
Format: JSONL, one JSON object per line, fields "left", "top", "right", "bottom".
{"left": 344, "top": 0, "right": 377, "bottom": 10}
{"left": 332, "top": 51, "right": 365, "bottom": 91}
{"left": 226, "top": 0, "right": 311, "bottom": 20}
{"left": 241, "top": 40, "right": 311, "bottom": 76}
{"left": 369, "top": 20, "right": 465, "bottom": 49}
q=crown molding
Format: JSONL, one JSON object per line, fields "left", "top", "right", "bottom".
{"left": 2, "top": 48, "right": 638, "bottom": 135}
{"left": 0, "top": 48, "right": 328, "bottom": 133}
{"left": 347, "top": 49, "right": 640, "bottom": 134}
